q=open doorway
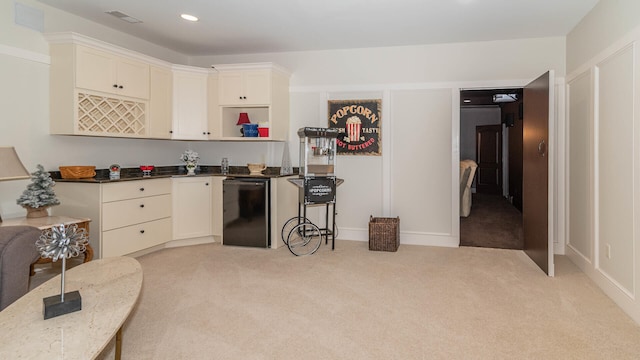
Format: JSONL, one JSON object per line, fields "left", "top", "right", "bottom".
{"left": 459, "top": 88, "right": 524, "bottom": 250}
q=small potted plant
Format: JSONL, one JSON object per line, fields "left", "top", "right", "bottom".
{"left": 180, "top": 150, "right": 200, "bottom": 176}
{"left": 16, "top": 164, "right": 60, "bottom": 218}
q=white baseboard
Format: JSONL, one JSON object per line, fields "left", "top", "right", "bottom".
{"left": 165, "top": 236, "right": 216, "bottom": 248}
{"left": 338, "top": 228, "right": 459, "bottom": 248}
{"left": 566, "top": 246, "right": 640, "bottom": 325}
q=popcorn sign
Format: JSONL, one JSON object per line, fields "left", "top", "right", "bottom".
{"left": 303, "top": 177, "right": 337, "bottom": 204}
{"left": 328, "top": 99, "right": 381, "bottom": 155}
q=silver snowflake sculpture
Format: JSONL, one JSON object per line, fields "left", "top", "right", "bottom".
{"left": 36, "top": 224, "right": 88, "bottom": 261}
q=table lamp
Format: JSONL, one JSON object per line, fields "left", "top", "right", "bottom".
{"left": 0, "top": 147, "right": 31, "bottom": 222}
{"left": 237, "top": 112, "right": 251, "bottom": 136}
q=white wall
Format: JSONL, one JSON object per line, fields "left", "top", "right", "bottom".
{"left": 566, "top": 0, "right": 640, "bottom": 74}
{"left": 199, "top": 37, "right": 565, "bottom": 86}
{"left": 192, "top": 38, "right": 565, "bottom": 246}
{"left": 1, "top": 0, "right": 567, "bottom": 248}
{"left": 566, "top": 0, "right": 640, "bottom": 324}
{"left": 460, "top": 107, "right": 501, "bottom": 161}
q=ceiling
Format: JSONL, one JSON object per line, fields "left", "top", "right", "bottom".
{"left": 36, "top": 0, "right": 599, "bottom": 56}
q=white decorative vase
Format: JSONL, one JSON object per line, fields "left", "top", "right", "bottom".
{"left": 186, "top": 162, "right": 197, "bottom": 176}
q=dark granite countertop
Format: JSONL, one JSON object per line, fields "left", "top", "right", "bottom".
{"left": 50, "top": 165, "right": 298, "bottom": 183}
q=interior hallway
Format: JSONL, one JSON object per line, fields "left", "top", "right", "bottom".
{"left": 460, "top": 193, "right": 523, "bottom": 250}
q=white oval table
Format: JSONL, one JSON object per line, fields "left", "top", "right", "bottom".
{"left": 0, "top": 256, "right": 142, "bottom": 359}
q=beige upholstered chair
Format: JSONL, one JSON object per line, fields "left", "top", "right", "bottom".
{"left": 459, "top": 160, "right": 478, "bottom": 217}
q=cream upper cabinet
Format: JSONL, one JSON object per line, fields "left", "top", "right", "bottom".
{"left": 48, "top": 41, "right": 149, "bottom": 138}
{"left": 207, "top": 73, "right": 221, "bottom": 139}
{"left": 218, "top": 69, "right": 270, "bottom": 105}
{"left": 172, "top": 177, "right": 213, "bottom": 240}
{"left": 148, "top": 65, "right": 173, "bottom": 139}
{"left": 46, "top": 33, "right": 291, "bottom": 141}
{"left": 215, "top": 63, "right": 290, "bottom": 140}
{"left": 172, "top": 66, "right": 209, "bottom": 140}
{"left": 75, "top": 45, "right": 150, "bottom": 100}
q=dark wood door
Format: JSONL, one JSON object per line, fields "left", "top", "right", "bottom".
{"left": 476, "top": 125, "right": 502, "bottom": 194}
{"left": 523, "top": 71, "right": 554, "bottom": 276}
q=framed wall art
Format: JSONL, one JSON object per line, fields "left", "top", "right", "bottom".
{"left": 328, "top": 99, "right": 381, "bottom": 156}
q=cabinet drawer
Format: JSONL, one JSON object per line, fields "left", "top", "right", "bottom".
{"left": 102, "top": 194, "right": 171, "bottom": 230}
{"left": 102, "top": 217, "right": 171, "bottom": 257}
{"left": 102, "top": 178, "right": 171, "bottom": 202}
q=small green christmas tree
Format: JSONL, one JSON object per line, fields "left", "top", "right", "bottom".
{"left": 16, "top": 164, "right": 60, "bottom": 209}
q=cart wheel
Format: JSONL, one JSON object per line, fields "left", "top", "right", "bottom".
{"left": 287, "top": 222, "right": 322, "bottom": 256}
{"left": 281, "top": 216, "right": 311, "bottom": 245}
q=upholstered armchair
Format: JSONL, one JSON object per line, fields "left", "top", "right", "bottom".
{"left": 0, "top": 226, "right": 40, "bottom": 310}
{"left": 460, "top": 160, "right": 478, "bottom": 217}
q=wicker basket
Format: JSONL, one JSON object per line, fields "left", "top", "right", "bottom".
{"left": 59, "top": 166, "right": 96, "bottom": 179}
{"left": 368, "top": 216, "right": 400, "bottom": 252}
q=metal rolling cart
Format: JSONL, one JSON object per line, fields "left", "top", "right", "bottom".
{"left": 283, "top": 127, "right": 343, "bottom": 256}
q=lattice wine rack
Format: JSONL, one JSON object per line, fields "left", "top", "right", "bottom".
{"left": 77, "top": 93, "right": 147, "bottom": 136}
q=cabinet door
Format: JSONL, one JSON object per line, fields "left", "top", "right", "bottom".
{"left": 218, "top": 71, "right": 244, "bottom": 105}
{"left": 75, "top": 46, "right": 149, "bottom": 99}
{"left": 149, "top": 66, "right": 173, "bottom": 139}
{"left": 116, "top": 57, "right": 150, "bottom": 99}
{"left": 75, "top": 46, "right": 117, "bottom": 94}
{"left": 102, "top": 194, "right": 172, "bottom": 231}
{"left": 172, "top": 70, "right": 208, "bottom": 140}
{"left": 244, "top": 70, "right": 271, "bottom": 104}
{"left": 172, "top": 177, "right": 213, "bottom": 239}
{"left": 102, "top": 218, "right": 171, "bottom": 257}
{"left": 211, "top": 177, "right": 223, "bottom": 237}
{"left": 207, "top": 74, "right": 221, "bottom": 139}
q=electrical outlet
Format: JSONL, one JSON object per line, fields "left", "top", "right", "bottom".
{"left": 605, "top": 243, "right": 611, "bottom": 259}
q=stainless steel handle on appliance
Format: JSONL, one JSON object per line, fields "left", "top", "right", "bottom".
{"left": 538, "top": 140, "right": 547, "bottom": 157}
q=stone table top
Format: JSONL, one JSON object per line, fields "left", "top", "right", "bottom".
{"left": 0, "top": 256, "right": 142, "bottom": 359}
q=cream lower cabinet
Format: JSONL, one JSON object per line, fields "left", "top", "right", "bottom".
{"left": 52, "top": 178, "right": 172, "bottom": 258}
{"left": 172, "top": 177, "right": 213, "bottom": 240}
{"left": 211, "top": 177, "right": 223, "bottom": 239}
{"left": 269, "top": 176, "right": 298, "bottom": 249}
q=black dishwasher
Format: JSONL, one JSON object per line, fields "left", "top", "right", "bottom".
{"left": 223, "top": 178, "right": 270, "bottom": 248}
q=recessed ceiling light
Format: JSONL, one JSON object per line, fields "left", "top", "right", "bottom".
{"left": 180, "top": 14, "right": 198, "bottom": 22}
{"left": 463, "top": 99, "right": 471, "bottom": 103}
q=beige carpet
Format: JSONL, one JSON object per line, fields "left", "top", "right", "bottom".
{"left": 92, "top": 241, "right": 640, "bottom": 359}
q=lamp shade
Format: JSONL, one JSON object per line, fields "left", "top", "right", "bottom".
{"left": 0, "top": 147, "right": 30, "bottom": 181}
{"left": 236, "top": 112, "right": 251, "bottom": 125}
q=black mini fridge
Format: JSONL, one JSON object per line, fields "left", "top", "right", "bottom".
{"left": 222, "top": 178, "right": 270, "bottom": 248}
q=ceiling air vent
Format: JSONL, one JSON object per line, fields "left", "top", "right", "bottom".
{"left": 106, "top": 11, "right": 143, "bottom": 24}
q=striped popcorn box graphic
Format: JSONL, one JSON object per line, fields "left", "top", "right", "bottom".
{"left": 346, "top": 116, "right": 362, "bottom": 142}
